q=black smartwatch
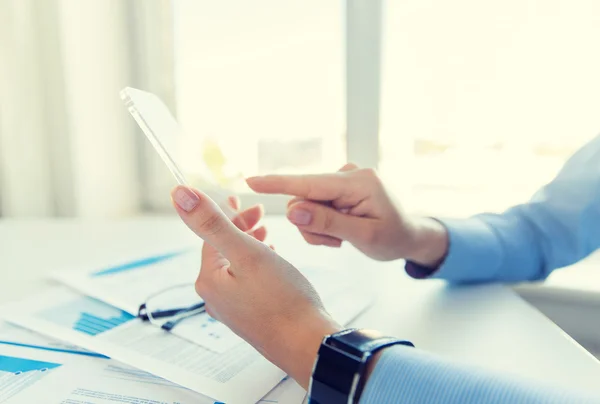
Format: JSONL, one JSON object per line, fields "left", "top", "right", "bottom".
{"left": 308, "top": 328, "right": 414, "bottom": 404}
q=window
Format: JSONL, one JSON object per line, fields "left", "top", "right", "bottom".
{"left": 380, "top": 1, "right": 600, "bottom": 217}
{"left": 170, "top": 1, "right": 600, "bottom": 217}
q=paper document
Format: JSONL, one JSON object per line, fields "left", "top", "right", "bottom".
{"left": 0, "top": 322, "right": 306, "bottom": 404}
{"left": 52, "top": 250, "right": 372, "bottom": 353}
{"left": 0, "top": 322, "right": 209, "bottom": 404}
{"left": 0, "top": 321, "right": 305, "bottom": 404}
{"left": 2, "top": 282, "right": 370, "bottom": 404}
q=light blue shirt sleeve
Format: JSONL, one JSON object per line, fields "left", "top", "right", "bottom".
{"left": 431, "top": 133, "right": 600, "bottom": 283}
{"left": 370, "top": 136, "right": 600, "bottom": 403}
{"left": 360, "top": 345, "right": 600, "bottom": 403}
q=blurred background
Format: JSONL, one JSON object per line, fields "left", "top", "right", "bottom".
{"left": 1, "top": 0, "right": 600, "bottom": 219}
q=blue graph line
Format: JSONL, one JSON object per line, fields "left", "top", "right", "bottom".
{"left": 91, "top": 250, "right": 189, "bottom": 277}
{"left": 0, "top": 340, "right": 109, "bottom": 359}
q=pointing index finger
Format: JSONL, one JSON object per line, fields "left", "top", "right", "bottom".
{"left": 246, "top": 174, "right": 348, "bottom": 201}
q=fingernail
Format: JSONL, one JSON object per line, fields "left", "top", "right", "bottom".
{"left": 173, "top": 186, "right": 200, "bottom": 212}
{"left": 288, "top": 209, "right": 312, "bottom": 225}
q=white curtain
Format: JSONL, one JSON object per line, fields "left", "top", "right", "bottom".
{"left": 0, "top": 0, "right": 176, "bottom": 218}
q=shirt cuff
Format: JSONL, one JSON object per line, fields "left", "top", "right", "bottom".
{"left": 405, "top": 217, "right": 502, "bottom": 283}
{"left": 404, "top": 260, "right": 437, "bottom": 279}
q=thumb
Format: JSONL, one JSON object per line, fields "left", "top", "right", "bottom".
{"left": 287, "top": 200, "right": 371, "bottom": 244}
{"left": 171, "top": 185, "right": 252, "bottom": 260}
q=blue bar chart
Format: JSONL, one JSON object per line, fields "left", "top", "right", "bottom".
{"left": 39, "top": 297, "right": 134, "bottom": 337}
{"left": 73, "top": 312, "right": 133, "bottom": 336}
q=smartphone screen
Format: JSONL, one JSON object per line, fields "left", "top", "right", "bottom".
{"left": 120, "top": 87, "right": 235, "bottom": 217}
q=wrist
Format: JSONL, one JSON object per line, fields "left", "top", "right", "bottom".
{"left": 404, "top": 217, "right": 449, "bottom": 267}
{"left": 364, "top": 349, "right": 384, "bottom": 380}
{"left": 265, "top": 310, "right": 341, "bottom": 389}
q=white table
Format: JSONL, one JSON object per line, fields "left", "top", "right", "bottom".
{"left": 2, "top": 216, "right": 600, "bottom": 396}
{"left": 515, "top": 252, "right": 600, "bottom": 357}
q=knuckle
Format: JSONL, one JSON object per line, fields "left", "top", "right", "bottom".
{"left": 237, "top": 249, "right": 263, "bottom": 270}
{"left": 320, "top": 211, "right": 335, "bottom": 233}
{"left": 198, "top": 212, "right": 225, "bottom": 236}
{"left": 356, "top": 168, "right": 382, "bottom": 188}
{"left": 304, "top": 180, "right": 318, "bottom": 200}
{"left": 358, "top": 167, "right": 378, "bottom": 179}
{"left": 304, "top": 176, "right": 331, "bottom": 200}
{"left": 340, "top": 162, "right": 358, "bottom": 171}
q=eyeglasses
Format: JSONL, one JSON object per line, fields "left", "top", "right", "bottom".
{"left": 138, "top": 283, "right": 205, "bottom": 331}
{"left": 137, "top": 283, "right": 244, "bottom": 352}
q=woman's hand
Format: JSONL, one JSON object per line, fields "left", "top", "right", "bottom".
{"left": 170, "top": 186, "right": 341, "bottom": 389}
{"left": 247, "top": 164, "right": 448, "bottom": 267}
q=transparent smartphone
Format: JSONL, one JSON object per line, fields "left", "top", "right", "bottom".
{"left": 120, "top": 87, "right": 236, "bottom": 218}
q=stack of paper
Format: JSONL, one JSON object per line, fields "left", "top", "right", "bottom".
{"left": 0, "top": 249, "right": 373, "bottom": 404}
